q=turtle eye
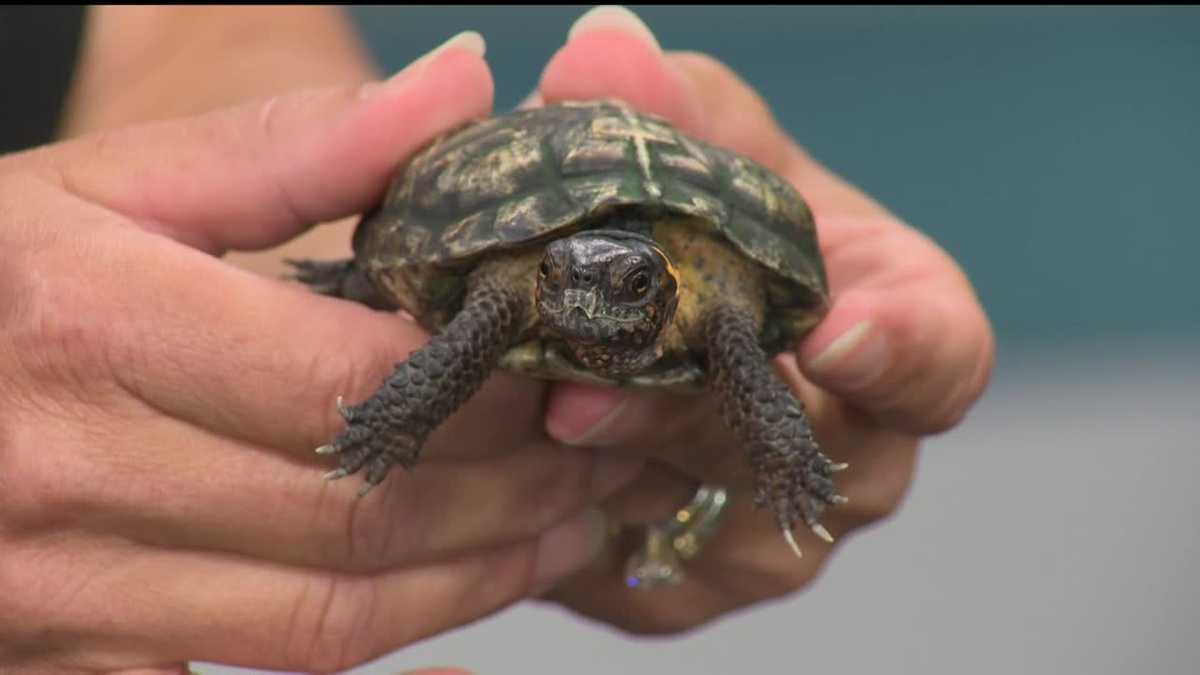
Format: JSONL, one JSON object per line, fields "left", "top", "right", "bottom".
{"left": 629, "top": 271, "right": 651, "bottom": 297}
{"left": 539, "top": 260, "right": 551, "bottom": 279}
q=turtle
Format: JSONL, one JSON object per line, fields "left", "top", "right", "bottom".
{"left": 290, "top": 99, "right": 848, "bottom": 553}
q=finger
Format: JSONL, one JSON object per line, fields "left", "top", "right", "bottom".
{"left": 31, "top": 662, "right": 187, "bottom": 667}
{"left": 545, "top": 363, "right": 821, "bottom": 487}
{"left": 798, "top": 253, "right": 996, "bottom": 433}
{"left": 5, "top": 412, "right": 639, "bottom": 574}
{"left": 546, "top": 355, "right": 918, "bottom": 521}
{"left": 3, "top": 512, "right": 606, "bottom": 672}
{"left": 538, "top": 11, "right": 840, "bottom": 211}
{"left": 663, "top": 51, "right": 882, "bottom": 218}
{"left": 18, "top": 196, "right": 541, "bottom": 456}
{"left": 538, "top": 7, "right": 708, "bottom": 136}
{"left": 598, "top": 462, "right": 697, "bottom": 526}
{"left": 664, "top": 51, "right": 995, "bottom": 433}
{"left": 26, "top": 31, "right": 492, "bottom": 254}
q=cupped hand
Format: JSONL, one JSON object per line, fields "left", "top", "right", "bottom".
{"left": 0, "top": 36, "right": 635, "bottom": 671}
{"left": 530, "top": 8, "right": 994, "bottom": 633}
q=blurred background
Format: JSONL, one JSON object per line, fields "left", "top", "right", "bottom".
{"left": 202, "top": 5, "right": 1196, "bottom": 675}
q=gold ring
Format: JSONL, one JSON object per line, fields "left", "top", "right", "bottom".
{"left": 623, "top": 484, "right": 730, "bottom": 590}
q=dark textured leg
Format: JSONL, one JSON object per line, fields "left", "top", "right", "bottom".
{"left": 317, "top": 271, "right": 529, "bottom": 496}
{"left": 286, "top": 258, "right": 398, "bottom": 310}
{"left": 705, "top": 304, "right": 848, "bottom": 555}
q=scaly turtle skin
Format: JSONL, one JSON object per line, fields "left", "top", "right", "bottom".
{"left": 290, "top": 100, "right": 847, "bottom": 551}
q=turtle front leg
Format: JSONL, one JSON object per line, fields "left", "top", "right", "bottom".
{"left": 318, "top": 270, "right": 529, "bottom": 496}
{"left": 704, "top": 305, "right": 848, "bottom": 555}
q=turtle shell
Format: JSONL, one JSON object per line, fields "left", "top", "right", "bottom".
{"left": 356, "top": 99, "right": 828, "bottom": 342}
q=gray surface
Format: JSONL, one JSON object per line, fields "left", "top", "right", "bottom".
{"left": 203, "top": 343, "right": 1200, "bottom": 674}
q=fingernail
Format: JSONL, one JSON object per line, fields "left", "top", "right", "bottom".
{"left": 531, "top": 508, "right": 607, "bottom": 594}
{"left": 412, "top": 30, "right": 487, "bottom": 69}
{"left": 551, "top": 392, "right": 631, "bottom": 447}
{"left": 568, "top": 6, "right": 662, "bottom": 54}
{"left": 806, "top": 320, "right": 890, "bottom": 389}
{"left": 517, "top": 89, "right": 545, "bottom": 110}
{"left": 361, "top": 31, "right": 486, "bottom": 99}
{"left": 590, "top": 455, "right": 643, "bottom": 499}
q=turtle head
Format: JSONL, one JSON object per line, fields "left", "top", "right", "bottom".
{"left": 537, "top": 229, "right": 679, "bottom": 377}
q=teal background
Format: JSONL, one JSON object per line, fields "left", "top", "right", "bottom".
{"left": 348, "top": 6, "right": 1200, "bottom": 354}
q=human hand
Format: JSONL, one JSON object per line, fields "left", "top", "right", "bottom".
{"left": 0, "top": 36, "right": 634, "bottom": 671}
{"left": 528, "top": 7, "right": 995, "bottom": 633}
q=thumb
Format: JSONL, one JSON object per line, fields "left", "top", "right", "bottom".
{"left": 27, "top": 31, "right": 492, "bottom": 254}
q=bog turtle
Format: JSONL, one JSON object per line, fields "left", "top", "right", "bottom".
{"left": 291, "top": 99, "right": 847, "bottom": 551}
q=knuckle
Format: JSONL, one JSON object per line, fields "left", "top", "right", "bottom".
{"left": 302, "top": 338, "right": 399, "bottom": 443}
{"left": 237, "top": 84, "right": 359, "bottom": 235}
{"left": 255, "top": 85, "right": 361, "bottom": 167}
{"left": 0, "top": 433, "right": 59, "bottom": 530}
{"left": 253, "top": 86, "right": 347, "bottom": 144}
{"left": 708, "top": 540, "right": 819, "bottom": 600}
{"left": 667, "top": 50, "right": 793, "bottom": 174}
{"left": 348, "top": 479, "right": 432, "bottom": 572}
{"left": 918, "top": 298, "right": 996, "bottom": 435}
{"left": 0, "top": 546, "right": 21, "bottom": 640}
{"left": 0, "top": 538, "right": 68, "bottom": 657}
{"left": 285, "top": 576, "right": 382, "bottom": 672}
{"left": 924, "top": 392, "right": 971, "bottom": 435}
{"left": 744, "top": 554, "right": 821, "bottom": 599}
{"left": 956, "top": 320, "right": 997, "bottom": 422}
{"left": 846, "top": 435, "right": 918, "bottom": 523}
{"left": 620, "top": 601, "right": 717, "bottom": 636}
{"left": 253, "top": 97, "right": 303, "bottom": 228}
{"left": 520, "top": 448, "right": 593, "bottom": 528}
{"left": 6, "top": 268, "right": 114, "bottom": 396}
{"left": 30, "top": 286, "right": 104, "bottom": 366}
{"left": 292, "top": 349, "right": 351, "bottom": 445}
{"left": 74, "top": 127, "right": 125, "bottom": 169}
{"left": 750, "top": 572, "right": 813, "bottom": 601}
{"left": 667, "top": 50, "right": 736, "bottom": 84}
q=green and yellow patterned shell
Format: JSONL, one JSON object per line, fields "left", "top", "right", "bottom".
{"left": 355, "top": 99, "right": 828, "bottom": 347}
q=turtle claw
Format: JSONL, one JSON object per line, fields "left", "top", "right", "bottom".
{"left": 314, "top": 397, "right": 362, "bottom": 456}
{"left": 782, "top": 529, "right": 804, "bottom": 558}
{"left": 779, "top": 519, "right": 836, "bottom": 559}
{"left": 336, "top": 395, "right": 352, "bottom": 421}
{"left": 285, "top": 258, "right": 355, "bottom": 296}
{"left": 354, "top": 454, "right": 399, "bottom": 499}
{"left": 704, "top": 304, "right": 850, "bottom": 564}
{"left": 312, "top": 366, "right": 440, "bottom": 499}
{"left": 322, "top": 404, "right": 420, "bottom": 497}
